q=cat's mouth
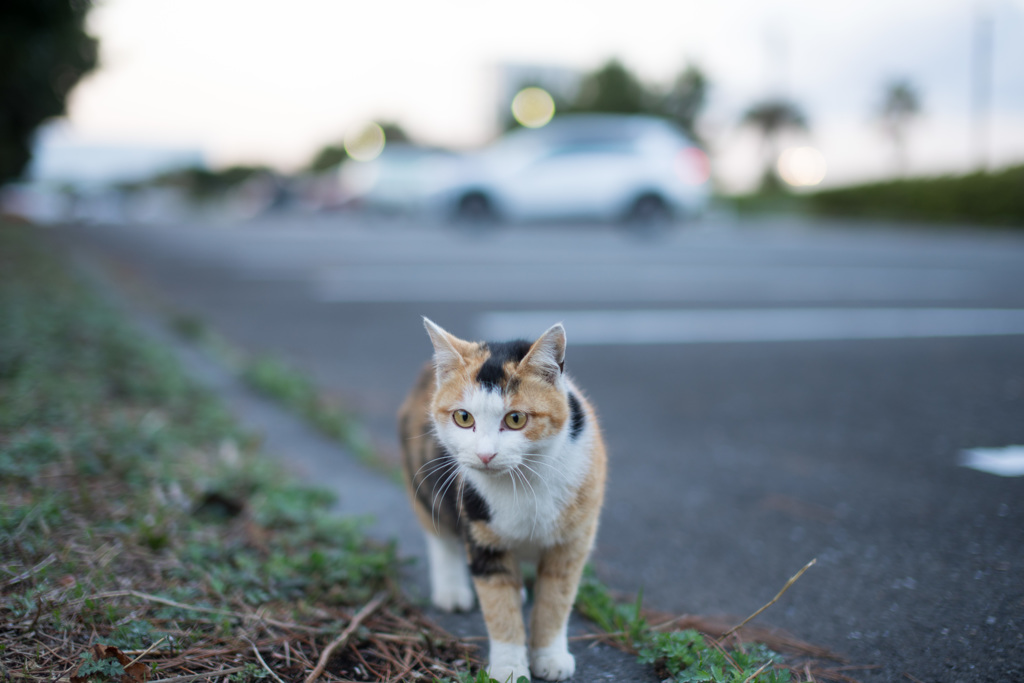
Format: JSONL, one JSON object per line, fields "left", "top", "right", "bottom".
{"left": 467, "top": 461, "right": 510, "bottom": 475}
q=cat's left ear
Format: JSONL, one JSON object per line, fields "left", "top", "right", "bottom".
{"left": 521, "top": 323, "right": 566, "bottom": 384}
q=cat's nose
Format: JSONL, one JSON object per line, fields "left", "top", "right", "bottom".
{"left": 477, "top": 453, "right": 496, "bottom": 465}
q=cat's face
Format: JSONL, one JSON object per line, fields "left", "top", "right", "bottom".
{"left": 425, "top": 319, "right": 570, "bottom": 476}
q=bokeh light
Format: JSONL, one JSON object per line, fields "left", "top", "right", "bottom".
{"left": 511, "top": 87, "right": 556, "bottom": 128}
{"left": 344, "top": 122, "right": 386, "bottom": 162}
{"left": 777, "top": 146, "right": 827, "bottom": 187}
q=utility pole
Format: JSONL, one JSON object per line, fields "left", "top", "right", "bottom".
{"left": 971, "top": 5, "right": 993, "bottom": 171}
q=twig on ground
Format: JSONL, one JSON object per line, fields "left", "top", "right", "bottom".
{"left": 303, "top": 592, "right": 387, "bottom": 683}
{"left": 721, "top": 558, "right": 817, "bottom": 641}
{"left": 246, "top": 638, "right": 286, "bottom": 683}
{"left": 126, "top": 636, "right": 167, "bottom": 671}
{"left": 80, "top": 590, "right": 326, "bottom": 633}
{"left": 146, "top": 667, "right": 249, "bottom": 683}
{"left": 1, "top": 554, "right": 57, "bottom": 588}
{"left": 741, "top": 661, "right": 772, "bottom": 683}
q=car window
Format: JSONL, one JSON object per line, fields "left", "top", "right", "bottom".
{"left": 538, "top": 143, "right": 636, "bottom": 160}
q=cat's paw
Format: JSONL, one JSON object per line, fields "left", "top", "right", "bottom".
{"left": 431, "top": 582, "right": 475, "bottom": 612}
{"left": 530, "top": 646, "right": 575, "bottom": 681}
{"left": 488, "top": 643, "right": 530, "bottom": 683}
{"left": 487, "top": 663, "right": 531, "bottom": 683}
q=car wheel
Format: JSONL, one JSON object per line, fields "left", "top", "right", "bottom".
{"left": 625, "top": 193, "right": 672, "bottom": 227}
{"left": 455, "top": 192, "right": 496, "bottom": 224}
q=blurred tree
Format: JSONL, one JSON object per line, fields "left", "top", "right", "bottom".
{"left": 307, "top": 121, "right": 410, "bottom": 173}
{"left": 658, "top": 64, "right": 708, "bottom": 142}
{"left": 0, "top": 0, "right": 98, "bottom": 185}
{"left": 563, "top": 60, "right": 709, "bottom": 143}
{"left": 379, "top": 121, "right": 409, "bottom": 144}
{"left": 878, "top": 79, "right": 921, "bottom": 176}
{"left": 740, "top": 98, "right": 808, "bottom": 192}
{"left": 308, "top": 145, "right": 347, "bottom": 174}
{"left": 152, "top": 165, "right": 272, "bottom": 200}
{"left": 571, "top": 59, "right": 648, "bottom": 114}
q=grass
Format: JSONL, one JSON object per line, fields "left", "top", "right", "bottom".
{"left": 574, "top": 566, "right": 859, "bottom": 682}
{"left": 0, "top": 223, "right": 479, "bottom": 683}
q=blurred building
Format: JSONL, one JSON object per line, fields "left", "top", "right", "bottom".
{"left": 27, "top": 122, "right": 205, "bottom": 188}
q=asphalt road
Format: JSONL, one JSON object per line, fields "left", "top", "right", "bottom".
{"left": 54, "top": 214, "right": 1024, "bottom": 683}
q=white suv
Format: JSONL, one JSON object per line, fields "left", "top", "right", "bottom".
{"left": 438, "top": 114, "right": 711, "bottom": 225}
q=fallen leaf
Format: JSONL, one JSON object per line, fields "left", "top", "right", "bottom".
{"left": 70, "top": 643, "right": 150, "bottom": 683}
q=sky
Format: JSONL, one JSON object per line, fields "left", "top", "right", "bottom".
{"left": 55, "top": 0, "right": 1024, "bottom": 190}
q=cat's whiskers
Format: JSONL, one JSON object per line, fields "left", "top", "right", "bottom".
{"left": 508, "top": 466, "right": 519, "bottom": 510}
{"left": 404, "top": 430, "right": 436, "bottom": 440}
{"left": 512, "top": 465, "right": 541, "bottom": 540}
{"left": 521, "top": 454, "right": 571, "bottom": 485}
{"left": 413, "top": 457, "right": 456, "bottom": 501}
{"left": 431, "top": 466, "right": 462, "bottom": 533}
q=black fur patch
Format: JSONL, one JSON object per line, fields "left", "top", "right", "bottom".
{"left": 568, "top": 392, "right": 585, "bottom": 440}
{"left": 462, "top": 481, "right": 491, "bottom": 522}
{"left": 476, "top": 339, "right": 532, "bottom": 390}
{"left": 468, "top": 543, "right": 509, "bottom": 577}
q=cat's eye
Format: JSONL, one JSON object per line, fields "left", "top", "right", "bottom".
{"left": 453, "top": 410, "right": 475, "bottom": 428}
{"left": 504, "top": 411, "right": 528, "bottom": 430}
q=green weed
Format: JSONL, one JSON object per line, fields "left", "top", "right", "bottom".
{"left": 75, "top": 652, "right": 126, "bottom": 683}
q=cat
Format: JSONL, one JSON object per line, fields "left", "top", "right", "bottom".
{"left": 398, "top": 318, "right": 607, "bottom": 683}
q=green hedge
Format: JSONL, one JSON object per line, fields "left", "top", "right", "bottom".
{"left": 807, "top": 164, "right": 1024, "bottom": 227}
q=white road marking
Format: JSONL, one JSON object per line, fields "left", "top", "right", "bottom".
{"left": 475, "top": 308, "right": 1024, "bottom": 345}
{"left": 960, "top": 446, "right": 1024, "bottom": 477}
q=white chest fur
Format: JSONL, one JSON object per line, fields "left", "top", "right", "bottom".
{"left": 464, "top": 425, "right": 593, "bottom": 549}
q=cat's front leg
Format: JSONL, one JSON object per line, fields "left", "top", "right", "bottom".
{"left": 424, "top": 530, "right": 475, "bottom": 612}
{"left": 468, "top": 540, "right": 529, "bottom": 682}
{"left": 529, "top": 529, "right": 595, "bottom": 681}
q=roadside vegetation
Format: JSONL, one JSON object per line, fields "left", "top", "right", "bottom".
{"left": 806, "top": 164, "right": 1024, "bottom": 227}
{"left": 0, "top": 223, "right": 477, "bottom": 683}
{"left": 729, "top": 164, "right": 1024, "bottom": 228}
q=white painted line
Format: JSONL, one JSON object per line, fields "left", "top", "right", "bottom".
{"left": 960, "top": 446, "right": 1024, "bottom": 477}
{"left": 475, "top": 308, "right": 1024, "bottom": 345}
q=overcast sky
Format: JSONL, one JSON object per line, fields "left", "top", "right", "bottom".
{"left": 60, "top": 0, "right": 1024, "bottom": 190}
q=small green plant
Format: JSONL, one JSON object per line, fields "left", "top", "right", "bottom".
{"left": 76, "top": 652, "right": 126, "bottom": 683}
{"left": 639, "top": 630, "right": 788, "bottom": 682}
{"left": 228, "top": 663, "right": 268, "bottom": 682}
{"left": 575, "top": 565, "right": 799, "bottom": 682}
{"left": 574, "top": 567, "right": 648, "bottom": 646}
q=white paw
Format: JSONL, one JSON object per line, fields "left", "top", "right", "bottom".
{"left": 431, "top": 582, "right": 475, "bottom": 612}
{"left": 487, "top": 663, "right": 530, "bottom": 683}
{"left": 489, "top": 643, "right": 530, "bottom": 683}
{"left": 530, "top": 646, "right": 575, "bottom": 681}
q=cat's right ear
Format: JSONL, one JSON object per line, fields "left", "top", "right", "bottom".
{"left": 423, "top": 317, "right": 471, "bottom": 384}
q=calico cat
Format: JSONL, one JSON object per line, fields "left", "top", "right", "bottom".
{"left": 398, "top": 319, "right": 607, "bottom": 682}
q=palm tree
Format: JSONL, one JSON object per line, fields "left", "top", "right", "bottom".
{"left": 878, "top": 79, "right": 921, "bottom": 176}
{"left": 740, "top": 98, "right": 808, "bottom": 191}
